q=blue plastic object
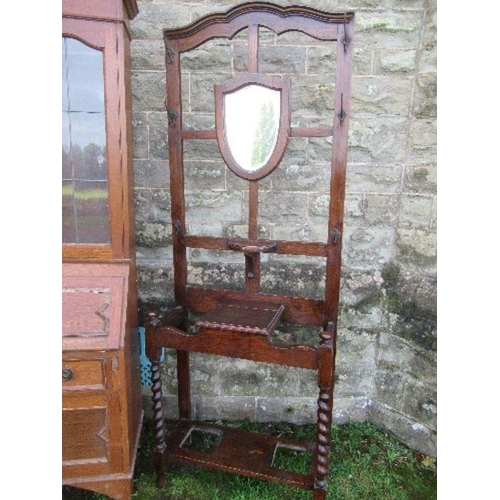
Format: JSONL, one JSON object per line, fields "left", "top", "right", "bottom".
{"left": 138, "top": 327, "right": 164, "bottom": 387}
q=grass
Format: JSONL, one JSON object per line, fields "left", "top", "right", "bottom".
{"left": 62, "top": 185, "right": 109, "bottom": 199}
{"left": 62, "top": 420, "right": 436, "bottom": 500}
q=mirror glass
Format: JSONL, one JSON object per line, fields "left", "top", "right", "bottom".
{"left": 224, "top": 85, "right": 280, "bottom": 172}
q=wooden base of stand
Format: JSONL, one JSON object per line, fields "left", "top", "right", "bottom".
{"left": 164, "top": 419, "right": 316, "bottom": 490}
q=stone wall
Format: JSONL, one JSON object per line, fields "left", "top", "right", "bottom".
{"left": 130, "top": 0, "right": 437, "bottom": 457}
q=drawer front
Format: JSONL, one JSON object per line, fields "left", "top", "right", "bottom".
{"left": 62, "top": 393, "right": 123, "bottom": 478}
{"left": 62, "top": 359, "right": 105, "bottom": 390}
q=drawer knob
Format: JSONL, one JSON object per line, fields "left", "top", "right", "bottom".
{"left": 62, "top": 367, "right": 74, "bottom": 381}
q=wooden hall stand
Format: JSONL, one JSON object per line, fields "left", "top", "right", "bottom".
{"left": 146, "top": 3, "right": 354, "bottom": 499}
{"left": 62, "top": 1, "right": 142, "bottom": 499}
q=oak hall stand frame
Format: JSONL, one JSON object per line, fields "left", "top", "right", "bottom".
{"left": 146, "top": 3, "right": 354, "bottom": 499}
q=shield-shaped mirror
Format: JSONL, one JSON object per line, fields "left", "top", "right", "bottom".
{"left": 215, "top": 74, "right": 290, "bottom": 181}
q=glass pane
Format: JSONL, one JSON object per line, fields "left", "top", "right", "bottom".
{"left": 62, "top": 36, "right": 109, "bottom": 244}
{"left": 65, "top": 37, "right": 105, "bottom": 113}
{"left": 224, "top": 85, "right": 280, "bottom": 172}
{"left": 69, "top": 112, "right": 107, "bottom": 180}
{"left": 73, "top": 180, "right": 110, "bottom": 244}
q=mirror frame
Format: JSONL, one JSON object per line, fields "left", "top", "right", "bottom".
{"left": 215, "top": 73, "right": 291, "bottom": 181}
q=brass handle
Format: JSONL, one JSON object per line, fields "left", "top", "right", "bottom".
{"left": 62, "top": 367, "right": 74, "bottom": 382}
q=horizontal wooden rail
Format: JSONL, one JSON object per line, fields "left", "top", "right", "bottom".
{"left": 180, "top": 126, "right": 333, "bottom": 140}
{"left": 185, "top": 236, "right": 328, "bottom": 257}
{"left": 150, "top": 324, "right": 318, "bottom": 369}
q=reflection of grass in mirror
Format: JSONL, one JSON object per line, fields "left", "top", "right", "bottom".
{"left": 62, "top": 185, "right": 108, "bottom": 200}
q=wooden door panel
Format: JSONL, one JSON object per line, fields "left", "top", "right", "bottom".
{"left": 62, "top": 393, "right": 123, "bottom": 478}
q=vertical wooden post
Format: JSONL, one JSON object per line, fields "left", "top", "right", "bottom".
{"left": 165, "top": 39, "right": 192, "bottom": 423}
{"left": 324, "top": 19, "right": 354, "bottom": 325}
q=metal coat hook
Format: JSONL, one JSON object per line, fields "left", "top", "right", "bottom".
{"left": 342, "top": 13, "right": 350, "bottom": 54}
{"left": 338, "top": 93, "right": 347, "bottom": 125}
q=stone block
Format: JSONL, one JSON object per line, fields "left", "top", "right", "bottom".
{"left": 374, "top": 368, "right": 436, "bottom": 429}
{"left": 396, "top": 228, "right": 437, "bottom": 270}
{"left": 375, "top": 49, "right": 417, "bottom": 74}
{"left": 193, "top": 396, "right": 256, "bottom": 421}
{"left": 402, "top": 164, "right": 437, "bottom": 194}
{"left": 413, "top": 73, "right": 437, "bottom": 118}
{"left": 182, "top": 113, "right": 215, "bottom": 130}
{"left": 290, "top": 74, "right": 335, "bottom": 118}
{"left": 333, "top": 397, "right": 371, "bottom": 425}
{"left": 346, "top": 164, "right": 402, "bottom": 194}
{"left": 132, "top": 112, "right": 148, "bottom": 160}
{"left": 219, "top": 359, "right": 301, "bottom": 397}
{"left": 260, "top": 260, "right": 326, "bottom": 299}
{"left": 184, "top": 161, "right": 225, "bottom": 191}
{"left": 187, "top": 262, "right": 246, "bottom": 289}
{"left": 351, "top": 76, "right": 412, "bottom": 115}
{"left": 354, "top": 11, "right": 423, "bottom": 49}
{"left": 134, "top": 160, "right": 170, "bottom": 189}
{"left": 307, "top": 46, "right": 336, "bottom": 74}
{"left": 399, "top": 194, "right": 435, "bottom": 229}
{"left": 339, "top": 303, "right": 390, "bottom": 331}
{"left": 190, "top": 72, "right": 233, "bottom": 113}
{"left": 259, "top": 45, "right": 307, "bottom": 74}
{"left": 348, "top": 115, "right": 408, "bottom": 163}
{"left": 307, "top": 136, "right": 333, "bottom": 163}
{"left": 135, "top": 188, "right": 171, "bottom": 222}
{"left": 369, "top": 400, "right": 436, "bottom": 458}
{"left": 271, "top": 163, "right": 331, "bottom": 192}
{"left": 352, "top": 46, "right": 373, "bottom": 75}
{"left": 280, "top": 137, "right": 308, "bottom": 165}
{"left": 148, "top": 112, "right": 169, "bottom": 160}
{"left": 420, "top": 6, "right": 437, "bottom": 73}
{"left": 259, "top": 192, "right": 308, "bottom": 223}
{"left": 362, "top": 193, "right": 399, "bottom": 226}
{"left": 408, "top": 118, "right": 436, "bottom": 163}
{"left": 184, "top": 138, "right": 223, "bottom": 161}
{"left": 188, "top": 248, "right": 244, "bottom": 265}
{"left": 131, "top": 71, "right": 166, "bottom": 112}
{"left": 377, "top": 332, "right": 436, "bottom": 382}
{"left": 256, "top": 397, "right": 317, "bottom": 424}
{"left": 330, "top": 329, "right": 377, "bottom": 399}
{"left": 340, "top": 271, "right": 384, "bottom": 309}
{"left": 135, "top": 221, "right": 171, "bottom": 248}
{"left": 130, "top": 3, "right": 190, "bottom": 40}
{"left": 180, "top": 39, "right": 232, "bottom": 73}
{"left": 131, "top": 39, "right": 166, "bottom": 71}
{"left": 136, "top": 257, "right": 175, "bottom": 314}
{"left": 270, "top": 224, "right": 328, "bottom": 244}
{"left": 185, "top": 190, "right": 243, "bottom": 223}
{"left": 344, "top": 193, "right": 364, "bottom": 225}
{"left": 342, "top": 227, "right": 396, "bottom": 271}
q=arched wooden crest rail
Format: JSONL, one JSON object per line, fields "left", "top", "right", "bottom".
{"left": 146, "top": 3, "right": 354, "bottom": 499}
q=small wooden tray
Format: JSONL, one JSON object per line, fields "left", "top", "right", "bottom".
{"left": 195, "top": 302, "right": 285, "bottom": 335}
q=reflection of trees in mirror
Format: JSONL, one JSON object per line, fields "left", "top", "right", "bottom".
{"left": 251, "top": 99, "right": 278, "bottom": 169}
{"left": 62, "top": 143, "right": 107, "bottom": 181}
{"left": 62, "top": 141, "right": 109, "bottom": 244}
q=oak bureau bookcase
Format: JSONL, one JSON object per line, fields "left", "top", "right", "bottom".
{"left": 62, "top": 1, "right": 142, "bottom": 499}
{"left": 146, "top": 3, "right": 354, "bottom": 499}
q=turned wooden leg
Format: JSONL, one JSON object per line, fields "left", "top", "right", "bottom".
{"left": 313, "top": 324, "right": 335, "bottom": 499}
{"left": 151, "top": 360, "right": 167, "bottom": 488}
